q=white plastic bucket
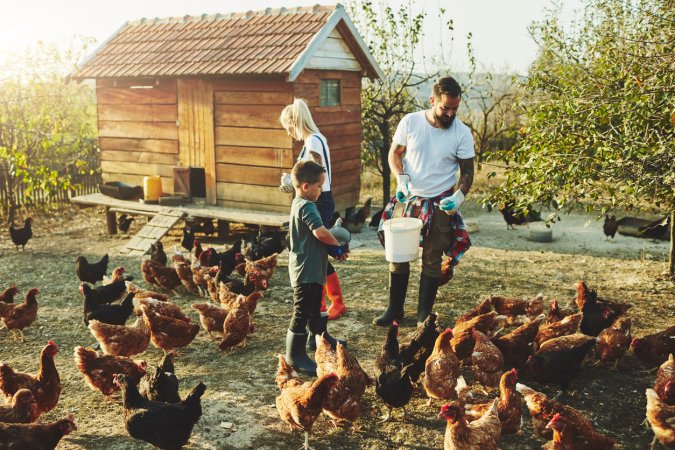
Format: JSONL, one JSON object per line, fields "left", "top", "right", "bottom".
{"left": 383, "top": 217, "right": 423, "bottom": 262}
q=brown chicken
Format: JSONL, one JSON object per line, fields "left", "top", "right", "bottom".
{"left": 147, "top": 259, "right": 182, "bottom": 291}
{"left": 452, "top": 312, "right": 499, "bottom": 360}
{"left": 472, "top": 329, "right": 504, "bottom": 387}
{"left": 88, "top": 318, "right": 150, "bottom": 357}
{"left": 204, "top": 274, "right": 219, "bottom": 301}
{"left": 134, "top": 297, "right": 189, "bottom": 322}
{"left": 102, "top": 266, "right": 127, "bottom": 285}
{"left": 491, "top": 314, "right": 544, "bottom": 368}
{"left": 631, "top": 325, "right": 675, "bottom": 367}
{"left": 646, "top": 387, "right": 675, "bottom": 449}
{"left": 535, "top": 312, "right": 583, "bottom": 347}
{"left": 0, "top": 389, "right": 39, "bottom": 423}
{"left": 125, "top": 281, "right": 169, "bottom": 302}
{"left": 192, "top": 302, "right": 229, "bottom": 339}
{"left": 140, "top": 306, "right": 200, "bottom": 353}
{"left": 546, "top": 299, "right": 575, "bottom": 324}
{"left": 321, "top": 342, "right": 371, "bottom": 429}
{"left": 654, "top": 354, "right": 675, "bottom": 405}
{"left": 314, "top": 333, "right": 337, "bottom": 377}
{"left": 73, "top": 346, "right": 146, "bottom": 396}
{"left": 595, "top": 316, "right": 632, "bottom": 369}
{"left": 0, "top": 340, "right": 61, "bottom": 418}
{"left": 275, "top": 356, "right": 339, "bottom": 450}
{"left": 439, "top": 399, "right": 501, "bottom": 450}
{"left": 140, "top": 258, "right": 156, "bottom": 285}
{"left": 465, "top": 369, "right": 522, "bottom": 435}
{"left": 0, "top": 415, "right": 76, "bottom": 450}
{"left": 192, "top": 262, "right": 219, "bottom": 296}
{"left": 455, "top": 297, "right": 493, "bottom": 326}
{"left": 219, "top": 301, "right": 251, "bottom": 351}
{"left": 575, "top": 281, "right": 633, "bottom": 317}
{"left": 174, "top": 259, "right": 199, "bottom": 293}
{"left": 543, "top": 413, "right": 575, "bottom": 450}
{"left": 537, "top": 333, "right": 596, "bottom": 353}
{"left": 0, "top": 285, "right": 18, "bottom": 303}
{"left": 516, "top": 382, "right": 615, "bottom": 448}
{"left": 438, "top": 256, "right": 455, "bottom": 286}
{"left": 490, "top": 293, "right": 544, "bottom": 317}
{"left": 424, "top": 328, "right": 460, "bottom": 403}
{"left": 275, "top": 354, "right": 303, "bottom": 390}
{"left": 0, "top": 287, "right": 39, "bottom": 340}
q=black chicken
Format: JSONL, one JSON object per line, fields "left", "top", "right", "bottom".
{"left": 81, "top": 285, "right": 134, "bottom": 326}
{"left": 602, "top": 214, "right": 619, "bottom": 239}
{"left": 369, "top": 208, "right": 384, "bottom": 228}
{"left": 525, "top": 339, "right": 595, "bottom": 399}
{"left": 180, "top": 226, "right": 195, "bottom": 252}
{"left": 342, "top": 198, "right": 372, "bottom": 233}
{"left": 87, "top": 272, "right": 133, "bottom": 305}
{"left": 139, "top": 352, "right": 180, "bottom": 404}
{"left": 247, "top": 230, "right": 286, "bottom": 261}
{"left": 191, "top": 218, "right": 215, "bottom": 236}
{"left": 117, "top": 214, "right": 135, "bottom": 233}
{"left": 498, "top": 201, "right": 542, "bottom": 229}
{"left": 216, "top": 239, "right": 243, "bottom": 278}
{"left": 9, "top": 217, "right": 33, "bottom": 250}
{"left": 150, "top": 242, "right": 167, "bottom": 266}
{"left": 374, "top": 322, "right": 414, "bottom": 422}
{"left": 398, "top": 313, "right": 440, "bottom": 384}
{"left": 76, "top": 254, "right": 109, "bottom": 284}
{"left": 115, "top": 373, "right": 206, "bottom": 450}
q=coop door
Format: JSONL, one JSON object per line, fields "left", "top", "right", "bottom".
{"left": 177, "top": 79, "right": 216, "bottom": 204}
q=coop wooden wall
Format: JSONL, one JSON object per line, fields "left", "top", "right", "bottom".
{"left": 293, "top": 69, "right": 361, "bottom": 213}
{"left": 213, "top": 78, "right": 295, "bottom": 213}
{"left": 96, "top": 78, "right": 178, "bottom": 194}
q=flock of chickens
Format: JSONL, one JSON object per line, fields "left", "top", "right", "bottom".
{"left": 0, "top": 225, "right": 285, "bottom": 449}
{"left": 1, "top": 213, "right": 674, "bottom": 449}
{"left": 273, "top": 281, "right": 674, "bottom": 450}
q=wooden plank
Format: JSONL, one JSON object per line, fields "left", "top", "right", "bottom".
{"left": 97, "top": 78, "right": 172, "bottom": 89}
{"left": 215, "top": 127, "right": 291, "bottom": 148}
{"left": 215, "top": 163, "right": 283, "bottom": 186}
{"left": 214, "top": 105, "right": 285, "bottom": 129}
{"left": 101, "top": 160, "right": 175, "bottom": 178}
{"left": 312, "top": 110, "right": 360, "bottom": 126}
{"left": 216, "top": 199, "right": 290, "bottom": 214}
{"left": 320, "top": 122, "right": 361, "bottom": 138}
{"left": 200, "top": 79, "right": 217, "bottom": 205}
{"left": 216, "top": 182, "right": 293, "bottom": 206}
{"left": 332, "top": 158, "right": 360, "bottom": 174}
{"left": 331, "top": 145, "right": 360, "bottom": 163}
{"left": 342, "top": 87, "right": 361, "bottom": 106}
{"left": 214, "top": 91, "right": 292, "bottom": 106}
{"left": 100, "top": 150, "right": 178, "bottom": 165}
{"left": 99, "top": 120, "right": 178, "bottom": 140}
{"left": 294, "top": 70, "right": 362, "bottom": 88}
{"left": 98, "top": 137, "right": 178, "bottom": 154}
{"left": 98, "top": 103, "right": 177, "bottom": 122}
{"left": 210, "top": 79, "right": 292, "bottom": 93}
{"left": 334, "top": 189, "right": 360, "bottom": 213}
{"left": 306, "top": 55, "right": 361, "bottom": 71}
{"left": 215, "top": 146, "right": 294, "bottom": 168}
{"left": 97, "top": 84, "right": 178, "bottom": 105}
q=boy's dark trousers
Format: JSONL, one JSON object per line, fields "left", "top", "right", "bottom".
{"left": 285, "top": 283, "right": 323, "bottom": 375}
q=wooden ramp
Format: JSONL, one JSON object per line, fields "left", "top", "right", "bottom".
{"left": 122, "top": 209, "right": 186, "bottom": 256}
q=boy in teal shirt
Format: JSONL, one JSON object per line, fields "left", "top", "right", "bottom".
{"left": 285, "top": 160, "right": 347, "bottom": 375}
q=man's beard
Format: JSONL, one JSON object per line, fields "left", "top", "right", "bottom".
{"left": 434, "top": 113, "right": 455, "bottom": 129}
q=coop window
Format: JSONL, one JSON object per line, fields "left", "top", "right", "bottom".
{"left": 320, "top": 79, "right": 341, "bottom": 106}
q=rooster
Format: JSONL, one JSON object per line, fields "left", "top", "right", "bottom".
{"left": 9, "top": 217, "right": 33, "bottom": 250}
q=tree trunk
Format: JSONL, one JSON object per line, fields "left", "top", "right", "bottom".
{"left": 669, "top": 210, "right": 674, "bottom": 276}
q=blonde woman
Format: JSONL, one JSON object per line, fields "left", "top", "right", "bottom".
{"left": 279, "top": 99, "right": 348, "bottom": 349}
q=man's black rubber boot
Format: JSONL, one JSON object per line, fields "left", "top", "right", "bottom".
{"left": 372, "top": 271, "right": 409, "bottom": 326}
{"left": 309, "top": 313, "right": 346, "bottom": 350}
{"left": 417, "top": 274, "right": 440, "bottom": 326}
{"left": 285, "top": 329, "right": 317, "bottom": 376}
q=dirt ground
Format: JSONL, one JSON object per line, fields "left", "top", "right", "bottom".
{"left": 0, "top": 201, "right": 672, "bottom": 450}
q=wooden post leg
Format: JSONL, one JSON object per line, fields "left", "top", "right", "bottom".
{"left": 218, "top": 220, "right": 229, "bottom": 239}
{"left": 106, "top": 207, "right": 117, "bottom": 235}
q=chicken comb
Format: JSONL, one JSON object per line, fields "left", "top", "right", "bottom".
{"left": 392, "top": 321, "right": 399, "bottom": 328}
{"left": 547, "top": 413, "right": 562, "bottom": 428}
{"left": 47, "top": 340, "right": 58, "bottom": 350}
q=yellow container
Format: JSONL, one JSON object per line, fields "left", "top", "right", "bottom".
{"left": 143, "top": 175, "right": 162, "bottom": 201}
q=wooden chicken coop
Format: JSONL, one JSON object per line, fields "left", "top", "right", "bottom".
{"left": 71, "top": 4, "right": 382, "bottom": 220}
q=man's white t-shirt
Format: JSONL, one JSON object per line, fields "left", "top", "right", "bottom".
{"left": 298, "top": 133, "right": 332, "bottom": 192}
{"left": 392, "top": 111, "right": 475, "bottom": 198}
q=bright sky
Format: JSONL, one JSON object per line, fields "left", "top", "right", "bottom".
{"left": 0, "top": 0, "right": 582, "bottom": 75}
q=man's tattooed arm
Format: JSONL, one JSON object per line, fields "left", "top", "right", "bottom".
{"left": 457, "top": 157, "right": 474, "bottom": 196}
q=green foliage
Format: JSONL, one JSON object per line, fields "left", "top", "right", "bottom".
{"left": 0, "top": 37, "right": 98, "bottom": 217}
{"left": 347, "top": 0, "right": 454, "bottom": 206}
{"left": 488, "top": 0, "right": 674, "bottom": 217}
